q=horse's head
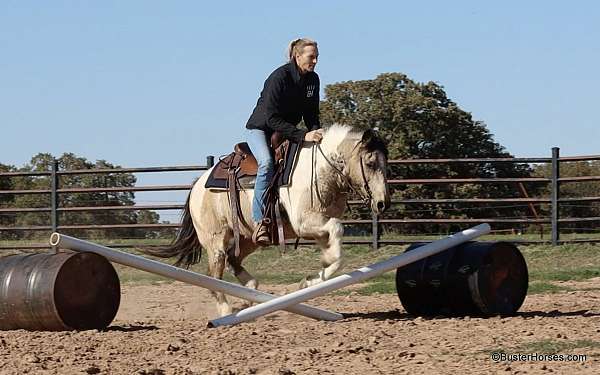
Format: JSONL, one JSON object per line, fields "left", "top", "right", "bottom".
{"left": 347, "top": 129, "right": 391, "bottom": 215}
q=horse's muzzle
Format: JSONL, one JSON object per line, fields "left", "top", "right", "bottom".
{"left": 373, "top": 199, "right": 389, "bottom": 214}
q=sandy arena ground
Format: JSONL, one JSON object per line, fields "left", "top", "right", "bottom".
{"left": 1, "top": 279, "right": 599, "bottom": 375}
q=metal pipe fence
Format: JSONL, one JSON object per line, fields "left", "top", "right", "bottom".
{"left": 1, "top": 149, "right": 599, "bottom": 250}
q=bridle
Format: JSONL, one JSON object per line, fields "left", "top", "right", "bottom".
{"left": 310, "top": 142, "right": 373, "bottom": 207}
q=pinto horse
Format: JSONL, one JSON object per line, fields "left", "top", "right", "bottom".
{"left": 148, "top": 125, "right": 390, "bottom": 316}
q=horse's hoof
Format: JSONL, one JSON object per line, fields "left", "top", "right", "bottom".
{"left": 245, "top": 279, "right": 259, "bottom": 290}
{"left": 298, "top": 277, "right": 308, "bottom": 290}
{"left": 231, "top": 306, "right": 243, "bottom": 314}
{"left": 239, "top": 303, "right": 254, "bottom": 311}
{"left": 217, "top": 305, "right": 233, "bottom": 317}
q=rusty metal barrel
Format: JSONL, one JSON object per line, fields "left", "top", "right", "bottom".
{"left": 396, "top": 241, "right": 528, "bottom": 316}
{"left": 0, "top": 251, "right": 120, "bottom": 331}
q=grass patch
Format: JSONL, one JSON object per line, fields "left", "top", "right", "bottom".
{"left": 251, "top": 272, "right": 307, "bottom": 285}
{"left": 4, "top": 239, "right": 600, "bottom": 296}
{"left": 353, "top": 273, "right": 397, "bottom": 295}
{"left": 529, "top": 268, "right": 600, "bottom": 282}
{"left": 520, "top": 244, "right": 600, "bottom": 284}
{"left": 113, "top": 263, "right": 175, "bottom": 285}
{"left": 117, "top": 271, "right": 173, "bottom": 285}
{"left": 527, "top": 281, "right": 572, "bottom": 295}
{"left": 354, "top": 280, "right": 397, "bottom": 295}
{"left": 214, "top": 244, "right": 409, "bottom": 284}
{"left": 332, "top": 274, "right": 397, "bottom": 296}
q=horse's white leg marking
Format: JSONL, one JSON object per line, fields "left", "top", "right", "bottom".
{"left": 196, "top": 216, "right": 234, "bottom": 317}
{"left": 232, "top": 267, "right": 258, "bottom": 310}
{"left": 206, "top": 246, "right": 232, "bottom": 317}
{"left": 226, "top": 237, "right": 260, "bottom": 309}
{"left": 297, "top": 212, "right": 345, "bottom": 289}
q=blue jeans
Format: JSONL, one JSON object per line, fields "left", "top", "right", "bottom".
{"left": 246, "top": 129, "right": 274, "bottom": 222}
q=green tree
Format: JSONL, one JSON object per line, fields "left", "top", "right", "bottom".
{"left": 320, "top": 73, "right": 538, "bottom": 234}
{"left": 8, "top": 153, "right": 162, "bottom": 240}
{"left": 136, "top": 210, "right": 166, "bottom": 239}
{"left": 11, "top": 154, "right": 53, "bottom": 239}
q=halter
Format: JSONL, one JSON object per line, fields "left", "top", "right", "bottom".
{"left": 311, "top": 142, "right": 373, "bottom": 207}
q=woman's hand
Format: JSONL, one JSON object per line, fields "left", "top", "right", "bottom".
{"left": 304, "top": 129, "right": 324, "bottom": 143}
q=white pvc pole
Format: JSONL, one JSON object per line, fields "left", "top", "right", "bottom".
{"left": 50, "top": 233, "right": 343, "bottom": 322}
{"left": 209, "top": 223, "right": 491, "bottom": 327}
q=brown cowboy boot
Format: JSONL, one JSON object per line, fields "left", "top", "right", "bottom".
{"left": 252, "top": 219, "right": 271, "bottom": 245}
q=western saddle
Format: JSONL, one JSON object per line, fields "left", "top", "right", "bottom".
{"left": 204, "top": 132, "right": 300, "bottom": 258}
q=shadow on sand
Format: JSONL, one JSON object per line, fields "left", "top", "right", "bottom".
{"left": 341, "top": 308, "right": 599, "bottom": 321}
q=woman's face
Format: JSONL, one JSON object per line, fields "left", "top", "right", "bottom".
{"left": 295, "top": 45, "right": 319, "bottom": 74}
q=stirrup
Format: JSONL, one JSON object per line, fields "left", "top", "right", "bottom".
{"left": 252, "top": 220, "right": 271, "bottom": 245}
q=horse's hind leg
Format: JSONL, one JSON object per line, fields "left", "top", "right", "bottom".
{"left": 297, "top": 213, "right": 344, "bottom": 289}
{"left": 203, "top": 231, "right": 234, "bottom": 317}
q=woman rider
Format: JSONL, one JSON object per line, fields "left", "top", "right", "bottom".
{"left": 245, "top": 38, "right": 324, "bottom": 244}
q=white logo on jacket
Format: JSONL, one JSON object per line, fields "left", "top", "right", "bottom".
{"left": 306, "top": 84, "right": 315, "bottom": 98}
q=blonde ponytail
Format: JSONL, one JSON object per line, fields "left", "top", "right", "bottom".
{"left": 287, "top": 38, "right": 318, "bottom": 63}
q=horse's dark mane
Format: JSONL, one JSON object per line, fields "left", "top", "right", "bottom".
{"left": 362, "top": 131, "right": 389, "bottom": 158}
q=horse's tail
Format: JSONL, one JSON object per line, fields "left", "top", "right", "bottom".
{"left": 142, "top": 193, "right": 202, "bottom": 268}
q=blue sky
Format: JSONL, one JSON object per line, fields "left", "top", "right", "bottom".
{"left": 2, "top": 1, "right": 599, "bottom": 220}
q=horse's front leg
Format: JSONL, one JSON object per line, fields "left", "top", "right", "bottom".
{"left": 226, "top": 237, "right": 260, "bottom": 309}
{"left": 297, "top": 212, "right": 344, "bottom": 289}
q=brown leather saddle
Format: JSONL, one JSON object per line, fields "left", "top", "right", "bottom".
{"left": 204, "top": 132, "right": 301, "bottom": 257}
{"left": 205, "top": 132, "right": 299, "bottom": 190}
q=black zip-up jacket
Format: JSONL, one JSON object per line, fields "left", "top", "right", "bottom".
{"left": 246, "top": 62, "right": 320, "bottom": 143}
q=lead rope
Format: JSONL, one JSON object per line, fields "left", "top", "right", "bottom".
{"left": 310, "top": 144, "right": 316, "bottom": 208}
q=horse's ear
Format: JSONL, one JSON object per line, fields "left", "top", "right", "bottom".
{"left": 361, "top": 129, "right": 374, "bottom": 144}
